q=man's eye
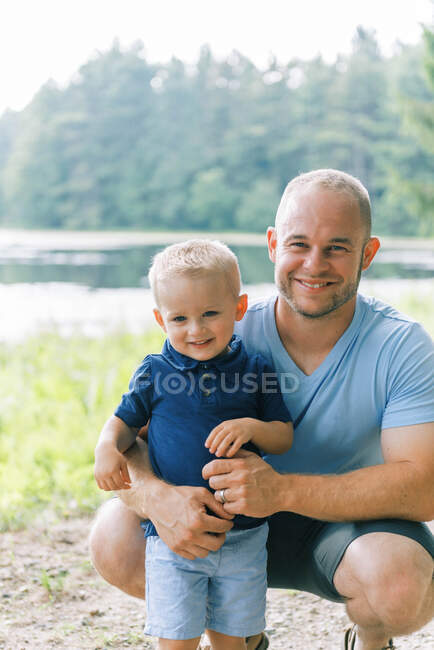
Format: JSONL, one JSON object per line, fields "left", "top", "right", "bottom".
{"left": 330, "top": 245, "right": 347, "bottom": 252}
{"left": 204, "top": 311, "right": 218, "bottom": 317}
{"left": 173, "top": 316, "right": 186, "bottom": 322}
{"left": 291, "top": 242, "right": 307, "bottom": 248}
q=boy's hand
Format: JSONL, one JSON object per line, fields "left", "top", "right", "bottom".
{"left": 94, "top": 443, "right": 132, "bottom": 491}
{"left": 205, "top": 418, "right": 257, "bottom": 458}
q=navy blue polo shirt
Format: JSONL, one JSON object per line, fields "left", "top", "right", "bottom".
{"left": 115, "top": 335, "right": 291, "bottom": 536}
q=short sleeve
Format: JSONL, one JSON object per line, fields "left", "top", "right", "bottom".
{"left": 382, "top": 323, "right": 434, "bottom": 430}
{"left": 255, "top": 356, "right": 292, "bottom": 423}
{"left": 114, "top": 357, "right": 154, "bottom": 428}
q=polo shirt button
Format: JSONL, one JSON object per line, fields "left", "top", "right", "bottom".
{"left": 202, "top": 373, "right": 211, "bottom": 380}
{"left": 204, "top": 390, "right": 211, "bottom": 396}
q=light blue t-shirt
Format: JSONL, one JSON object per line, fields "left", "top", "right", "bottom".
{"left": 235, "top": 293, "right": 434, "bottom": 475}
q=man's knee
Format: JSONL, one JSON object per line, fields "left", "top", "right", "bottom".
{"left": 89, "top": 498, "right": 146, "bottom": 599}
{"left": 335, "top": 532, "right": 433, "bottom": 629}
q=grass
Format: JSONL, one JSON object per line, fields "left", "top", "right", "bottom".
{"left": 0, "top": 289, "right": 432, "bottom": 531}
{"left": 0, "top": 328, "right": 164, "bottom": 531}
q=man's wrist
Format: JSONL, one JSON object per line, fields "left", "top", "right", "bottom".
{"left": 273, "top": 471, "right": 296, "bottom": 513}
{"left": 140, "top": 475, "right": 171, "bottom": 519}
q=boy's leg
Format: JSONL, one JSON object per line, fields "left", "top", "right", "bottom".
{"left": 206, "top": 630, "right": 246, "bottom": 649}
{"left": 207, "top": 525, "right": 268, "bottom": 641}
{"left": 158, "top": 637, "right": 201, "bottom": 650}
{"left": 145, "top": 536, "right": 209, "bottom": 641}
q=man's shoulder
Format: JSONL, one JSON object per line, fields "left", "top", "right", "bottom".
{"left": 358, "top": 293, "right": 426, "bottom": 337}
{"left": 235, "top": 294, "right": 277, "bottom": 357}
{"left": 245, "top": 294, "right": 276, "bottom": 314}
{"left": 360, "top": 293, "right": 415, "bottom": 325}
{"left": 236, "top": 294, "right": 275, "bottom": 334}
{"left": 357, "top": 294, "right": 432, "bottom": 359}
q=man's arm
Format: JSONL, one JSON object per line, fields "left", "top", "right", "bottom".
{"left": 116, "top": 437, "right": 235, "bottom": 560}
{"left": 203, "top": 422, "right": 434, "bottom": 522}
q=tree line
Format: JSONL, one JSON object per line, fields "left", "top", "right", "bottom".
{"left": 0, "top": 26, "right": 433, "bottom": 236}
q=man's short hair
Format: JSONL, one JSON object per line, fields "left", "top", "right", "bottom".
{"left": 148, "top": 239, "right": 241, "bottom": 305}
{"left": 275, "top": 169, "right": 372, "bottom": 237}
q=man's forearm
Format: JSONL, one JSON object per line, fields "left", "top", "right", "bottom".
{"left": 277, "top": 461, "right": 434, "bottom": 523}
{"left": 116, "top": 437, "right": 163, "bottom": 518}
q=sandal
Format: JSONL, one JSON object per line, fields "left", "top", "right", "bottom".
{"left": 246, "top": 632, "right": 269, "bottom": 649}
{"left": 343, "top": 624, "right": 395, "bottom": 649}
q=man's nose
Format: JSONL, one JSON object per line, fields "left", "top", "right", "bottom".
{"left": 302, "top": 248, "right": 329, "bottom": 274}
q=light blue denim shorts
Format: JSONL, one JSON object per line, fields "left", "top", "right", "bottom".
{"left": 144, "top": 522, "right": 268, "bottom": 640}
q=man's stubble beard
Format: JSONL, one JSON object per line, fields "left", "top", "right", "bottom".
{"left": 276, "top": 254, "right": 364, "bottom": 320}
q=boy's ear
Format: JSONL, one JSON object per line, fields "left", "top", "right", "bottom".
{"left": 153, "top": 308, "right": 166, "bottom": 332}
{"left": 235, "top": 293, "right": 248, "bottom": 321}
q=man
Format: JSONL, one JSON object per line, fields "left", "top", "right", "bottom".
{"left": 90, "top": 170, "right": 434, "bottom": 650}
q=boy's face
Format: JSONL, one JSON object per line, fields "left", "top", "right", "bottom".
{"left": 154, "top": 272, "right": 247, "bottom": 361}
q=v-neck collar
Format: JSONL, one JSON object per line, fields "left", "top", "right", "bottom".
{"left": 266, "top": 294, "right": 365, "bottom": 382}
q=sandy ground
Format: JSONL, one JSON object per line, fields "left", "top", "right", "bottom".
{"left": 0, "top": 516, "right": 433, "bottom": 649}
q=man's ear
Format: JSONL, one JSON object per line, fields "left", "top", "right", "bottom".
{"left": 153, "top": 308, "right": 166, "bottom": 332}
{"left": 235, "top": 293, "right": 248, "bottom": 321}
{"left": 361, "top": 237, "right": 380, "bottom": 271}
{"left": 267, "top": 227, "right": 277, "bottom": 262}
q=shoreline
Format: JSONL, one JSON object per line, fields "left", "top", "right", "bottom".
{"left": 1, "top": 228, "right": 434, "bottom": 250}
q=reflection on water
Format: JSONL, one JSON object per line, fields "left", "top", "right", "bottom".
{"left": 0, "top": 244, "right": 434, "bottom": 288}
{"left": 1, "top": 278, "right": 433, "bottom": 343}
{"left": 0, "top": 236, "right": 433, "bottom": 341}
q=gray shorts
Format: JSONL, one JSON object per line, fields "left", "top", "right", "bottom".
{"left": 266, "top": 512, "right": 434, "bottom": 602}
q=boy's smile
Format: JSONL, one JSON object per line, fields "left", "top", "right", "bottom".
{"left": 153, "top": 272, "right": 247, "bottom": 361}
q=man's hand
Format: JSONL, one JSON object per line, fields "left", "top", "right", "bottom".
{"left": 94, "top": 442, "right": 132, "bottom": 491}
{"left": 202, "top": 449, "right": 283, "bottom": 519}
{"left": 146, "top": 482, "right": 234, "bottom": 560}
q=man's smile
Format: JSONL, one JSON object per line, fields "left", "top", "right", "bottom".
{"left": 294, "top": 278, "right": 337, "bottom": 290}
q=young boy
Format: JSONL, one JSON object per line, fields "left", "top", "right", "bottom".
{"left": 94, "top": 240, "right": 293, "bottom": 650}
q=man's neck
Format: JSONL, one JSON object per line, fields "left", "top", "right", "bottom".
{"left": 275, "top": 295, "right": 357, "bottom": 375}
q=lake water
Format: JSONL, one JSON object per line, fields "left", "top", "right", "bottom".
{"left": 1, "top": 231, "right": 433, "bottom": 341}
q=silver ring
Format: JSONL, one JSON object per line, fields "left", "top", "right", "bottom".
{"left": 218, "top": 489, "right": 226, "bottom": 504}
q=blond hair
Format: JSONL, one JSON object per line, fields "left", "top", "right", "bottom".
{"left": 276, "top": 169, "right": 371, "bottom": 237}
{"left": 148, "top": 239, "right": 241, "bottom": 305}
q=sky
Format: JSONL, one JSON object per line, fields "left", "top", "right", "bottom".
{"left": 0, "top": 0, "right": 432, "bottom": 114}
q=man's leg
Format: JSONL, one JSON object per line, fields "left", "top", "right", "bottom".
{"left": 89, "top": 497, "right": 146, "bottom": 599}
{"left": 334, "top": 532, "right": 433, "bottom": 649}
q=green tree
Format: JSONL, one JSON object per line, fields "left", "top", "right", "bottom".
{"left": 384, "top": 27, "right": 434, "bottom": 236}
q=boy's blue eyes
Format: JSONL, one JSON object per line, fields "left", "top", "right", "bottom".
{"left": 172, "top": 311, "right": 218, "bottom": 322}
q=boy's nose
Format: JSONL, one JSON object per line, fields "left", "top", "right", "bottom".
{"left": 189, "top": 319, "right": 206, "bottom": 335}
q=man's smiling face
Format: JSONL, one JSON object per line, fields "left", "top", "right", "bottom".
{"left": 267, "top": 186, "right": 379, "bottom": 319}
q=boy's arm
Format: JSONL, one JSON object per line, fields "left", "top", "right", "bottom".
{"left": 94, "top": 415, "right": 139, "bottom": 491}
{"left": 96, "top": 414, "right": 140, "bottom": 453}
{"left": 249, "top": 419, "right": 293, "bottom": 454}
{"left": 206, "top": 418, "right": 293, "bottom": 457}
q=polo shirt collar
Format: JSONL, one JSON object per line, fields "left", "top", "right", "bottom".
{"left": 162, "top": 335, "right": 245, "bottom": 371}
